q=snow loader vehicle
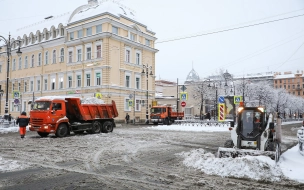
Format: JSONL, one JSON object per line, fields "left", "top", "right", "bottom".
{"left": 297, "top": 121, "right": 304, "bottom": 156}
{"left": 218, "top": 105, "right": 282, "bottom": 162}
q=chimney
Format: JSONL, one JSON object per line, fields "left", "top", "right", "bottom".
{"left": 88, "top": 0, "right": 98, "bottom": 5}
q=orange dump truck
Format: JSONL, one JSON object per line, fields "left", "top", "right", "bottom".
{"left": 150, "top": 106, "right": 184, "bottom": 125}
{"left": 29, "top": 96, "right": 118, "bottom": 138}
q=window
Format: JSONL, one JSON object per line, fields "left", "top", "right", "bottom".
{"left": 18, "top": 83, "right": 20, "bottom": 91}
{"left": 77, "top": 49, "right": 82, "bottom": 62}
{"left": 125, "top": 49, "right": 130, "bottom": 62}
{"left": 59, "top": 77, "right": 63, "bottom": 89}
{"left": 96, "top": 45, "right": 101, "bottom": 58}
{"left": 24, "top": 82, "right": 27, "bottom": 92}
{"left": 125, "top": 75, "right": 130, "bottom": 87}
{"left": 70, "top": 32, "right": 74, "bottom": 40}
{"left": 125, "top": 98, "right": 131, "bottom": 111}
{"left": 130, "top": 33, "right": 136, "bottom": 41}
{"left": 30, "top": 81, "right": 33, "bottom": 91}
{"left": 96, "top": 72, "right": 101, "bottom": 85}
{"left": 145, "top": 39, "right": 150, "bottom": 46}
{"left": 69, "top": 51, "right": 73, "bottom": 63}
{"left": 60, "top": 48, "right": 64, "bottom": 62}
{"left": 31, "top": 55, "right": 34, "bottom": 67}
{"left": 25, "top": 56, "right": 28, "bottom": 68}
{"left": 86, "top": 47, "right": 91, "bottom": 60}
{"left": 86, "top": 27, "right": 92, "bottom": 36}
{"left": 303, "top": 84, "right": 304, "bottom": 88}
{"left": 135, "top": 99, "right": 140, "bottom": 111}
{"left": 292, "top": 85, "right": 295, "bottom": 89}
{"left": 51, "top": 78, "right": 55, "bottom": 90}
{"left": 284, "top": 85, "right": 286, "bottom": 89}
{"left": 96, "top": 24, "right": 102, "bottom": 33}
{"left": 136, "top": 77, "right": 140, "bottom": 89}
{"left": 112, "top": 26, "right": 118, "bottom": 35}
{"left": 61, "top": 28, "right": 64, "bottom": 36}
{"left": 298, "top": 91, "right": 300, "bottom": 96}
{"left": 78, "top": 30, "right": 83, "bottom": 38}
{"left": 52, "top": 50, "right": 56, "bottom": 64}
{"left": 38, "top": 53, "right": 41, "bottom": 66}
{"left": 275, "top": 80, "right": 277, "bottom": 84}
{"left": 13, "top": 59, "right": 16, "bottom": 70}
{"left": 45, "top": 51, "right": 48, "bottom": 65}
{"left": 19, "top": 57, "right": 22, "bottom": 70}
{"left": 136, "top": 52, "right": 140, "bottom": 65}
{"left": 86, "top": 74, "right": 91, "bottom": 86}
{"left": 37, "top": 80, "right": 40, "bottom": 91}
{"left": 77, "top": 75, "right": 81, "bottom": 87}
{"left": 68, "top": 76, "right": 72, "bottom": 88}
{"left": 44, "top": 79, "right": 48, "bottom": 90}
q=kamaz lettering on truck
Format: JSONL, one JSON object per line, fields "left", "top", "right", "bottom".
{"left": 29, "top": 96, "right": 118, "bottom": 138}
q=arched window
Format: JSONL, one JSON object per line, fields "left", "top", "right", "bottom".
{"left": 25, "top": 56, "right": 28, "bottom": 68}
{"left": 52, "top": 50, "right": 56, "bottom": 64}
{"left": 18, "top": 57, "right": 22, "bottom": 70}
{"left": 31, "top": 55, "right": 35, "bottom": 67}
{"left": 60, "top": 48, "right": 64, "bottom": 62}
{"left": 38, "top": 53, "right": 41, "bottom": 66}
{"left": 45, "top": 51, "right": 48, "bottom": 65}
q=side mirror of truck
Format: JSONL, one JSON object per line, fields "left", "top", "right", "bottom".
{"left": 230, "top": 121, "right": 234, "bottom": 127}
{"left": 269, "top": 122, "right": 274, "bottom": 129}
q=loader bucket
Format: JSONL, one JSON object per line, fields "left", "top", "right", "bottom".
{"left": 218, "top": 147, "right": 275, "bottom": 160}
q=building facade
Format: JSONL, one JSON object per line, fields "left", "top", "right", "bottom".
{"left": 273, "top": 71, "right": 304, "bottom": 97}
{"left": 0, "top": 0, "right": 158, "bottom": 122}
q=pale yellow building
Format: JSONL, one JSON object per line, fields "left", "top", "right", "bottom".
{"left": 0, "top": 0, "right": 158, "bottom": 122}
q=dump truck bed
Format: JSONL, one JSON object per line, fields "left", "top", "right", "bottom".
{"left": 65, "top": 98, "right": 118, "bottom": 121}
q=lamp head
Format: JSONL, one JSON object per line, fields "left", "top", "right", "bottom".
{"left": 16, "top": 47, "right": 22, "bottom": 56}
{"left": 142, "top": 69, "right": 145, "bottom": 74}
{"left": 149, "top": 71, "right": 153, "bottom": 76}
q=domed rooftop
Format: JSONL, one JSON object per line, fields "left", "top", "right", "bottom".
{"left": 68, "top": 0, "right": 137, "bottom": 24}
{"left": 185, "top": 68, "right": 200, "bottom": 83}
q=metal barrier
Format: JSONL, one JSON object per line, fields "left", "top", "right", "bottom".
{"left": 174, "top": 120, "right": 231, "bottom": 127}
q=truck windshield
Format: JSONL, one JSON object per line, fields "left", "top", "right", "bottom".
{"left": 32, "top": 101, "right": 51, "bottom": 110}
{"left": 151, "top": 108, "right": 165, "bottom": 114}
{"left": 240, "top": 110, "right": 263, "bottom": 138}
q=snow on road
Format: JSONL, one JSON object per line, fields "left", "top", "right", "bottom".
{"left": 1, "top": 121, "right": 303, "bottom": 184}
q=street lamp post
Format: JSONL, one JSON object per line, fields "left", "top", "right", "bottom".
{"left": 0, "top": 34, "right": 22, "bottom": 127}
{"left": 0, "top": 89, "right": 4, "bottom": 115}
{"left": 142, "top": 64, "right": 153, "bottom": 124}
{"left": 223, "top": 70, "right": 236, "bottom": 123}
{"left": 208, "top": 82, "right": 219, "bottom": 120}
{"left": 200, "top": 79, "right": 211, "bottom": 120}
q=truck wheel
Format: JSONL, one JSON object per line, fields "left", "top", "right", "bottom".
{"left": 164, "top": 118, "right": 169, "bottom": 125}
{"left": 56, "top": 124, "right": 68, "bottom": 138}
{"left": 266, "top": 141, "right": 275, "bottom": 151}
{"left": 153, "top": 122, "right": 158, "bottom": 125}
{"left": 92, "top": 121, "right": 101, "bottom": 133}
{"left": 37, "top": 132, "right": 49, "bottom": 137}
{"left": 224, "top": 140, "right": 234, "bottom": 148}
{"left": 102, "top": 121, "right": 113, "bottom": 133}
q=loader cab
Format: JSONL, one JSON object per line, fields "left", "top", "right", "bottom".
{"left": 237, "top": 107, "right": 265, "bottom": 140}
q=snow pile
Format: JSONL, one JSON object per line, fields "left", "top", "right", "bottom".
{"left": 147, "top": 124, "right": 229, "bottom": 132}
{"left": 81, "top": 97, "right": 105, "bottom": 104}
{"left": 177, "top": 149, "right": 283, "bottom": 182}
{"left": 0, "top": 156, "right": 31, "bottom": 173}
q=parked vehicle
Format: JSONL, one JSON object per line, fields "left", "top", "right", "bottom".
{"left": 150, "top": 106, "right": 184, "bottom": 125}
{"left": 29, "top": 96, "right": 118, "bottom": 138}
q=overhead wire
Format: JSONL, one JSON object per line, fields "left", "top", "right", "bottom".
{"left": 156, "top": 13, "right": 304, "bottom": 44}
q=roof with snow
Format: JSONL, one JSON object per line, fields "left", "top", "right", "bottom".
{"left": 8, "top": 0, "right": 150, "bottom": 40}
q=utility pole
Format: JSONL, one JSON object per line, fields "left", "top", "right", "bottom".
{"left": 177, "top": 78, "right": 179, "bottom": 113}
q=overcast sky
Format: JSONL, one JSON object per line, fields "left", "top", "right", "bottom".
{"left": 1, "top": 0, "right": 304, "bottom": 83}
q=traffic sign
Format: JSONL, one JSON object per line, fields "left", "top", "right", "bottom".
{"left": 218, "top": 104, "right": 225, "bottom": 121}
{"left": 218, "top": 96, "right": 225, "bottom": 103}
{"left": 180, "top": 92, "right": 188, "bottom": 100}
{"left": 128, "top": 100, "right": 133, "bottom": 107}
{"left": 181, "top": 101, "right": 186, "bottom": 107}
{"left": 234, "top": 96, "right": 243, "bottom": 104}
{"left": 180, "top": 85, "right": 187, "bottom": 92}
{"left": 14, "top": 99, "right": 19, "bottom": 104}
{"left": 129, "top": 94, "right": 133, "bottom": 99}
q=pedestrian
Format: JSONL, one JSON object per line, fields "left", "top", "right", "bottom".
{"left": 8, "top": 114, "right": 12, "bottom": 125}
{"left": 16, "top": 111, "right": 30, "bottom": 139}
{"left": 206, "top": 112, "right": 211, "bottom": 120}
{"left": 125, "top": 113, "right": 130, "bottom": 124}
